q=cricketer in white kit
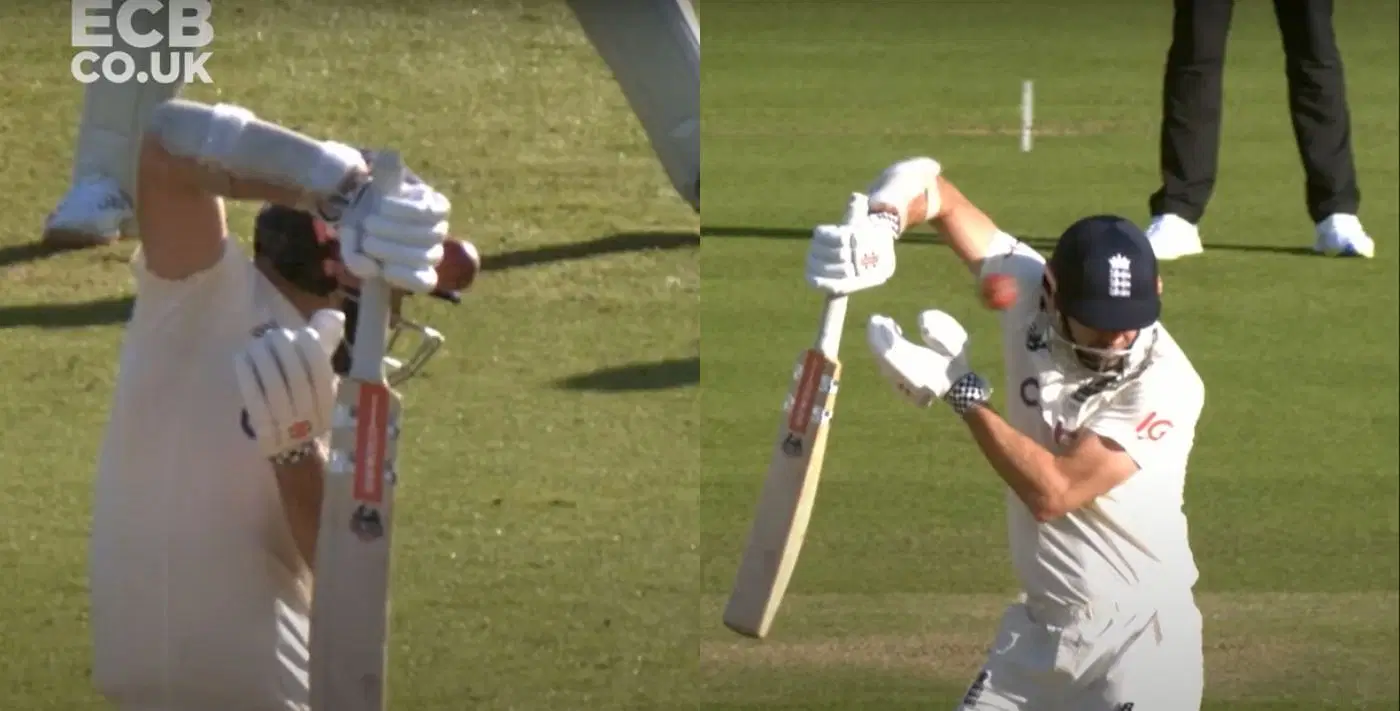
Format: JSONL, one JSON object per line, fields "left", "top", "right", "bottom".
{"left": 805, "top": 157, "right": 1207, "bottom": 710}
{"left": 89, "top": 97, "right": 451, "bottom": 710}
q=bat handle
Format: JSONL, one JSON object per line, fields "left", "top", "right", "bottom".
{"left": 814, "top": 294, "right": 848, "bottom": 358}
{"left": 347, "top": 150, "right": 406, "bottom": 382}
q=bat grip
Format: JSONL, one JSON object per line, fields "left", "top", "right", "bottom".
{"left": 815, "top": 294, "right": 848, "bottom": 358}
{"left": 346, "top": 150, "right": 406, "bottom": 382}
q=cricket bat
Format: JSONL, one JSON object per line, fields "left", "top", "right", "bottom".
{"left": 309, "top": 151, "right": 407, "bottom": 711}
{"left": 723, "top": 293, "right": 849, "bottom": 639}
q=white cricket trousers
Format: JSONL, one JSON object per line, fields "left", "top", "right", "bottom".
{"left": 957, "top": 593, "right": 1204, "bottom": 711}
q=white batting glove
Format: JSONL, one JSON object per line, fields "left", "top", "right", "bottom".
{"left": 866, "top": 310, "right": 991, "bottom": 415}
{"left": 805, "top": 193, "right": 900, "bottom": 296}
{"left": 838, "top": 191, "right": 871, "bottom": 225}
{"left": 234, "top": 309, "right": 345, "bottom": 460}
{"left": 336, "top": 151, "right": 451, "bottom": 295}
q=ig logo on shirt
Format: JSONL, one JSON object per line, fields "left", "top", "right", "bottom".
{"left": 1135, "top": 412, "right": 1173, "bottom": 440}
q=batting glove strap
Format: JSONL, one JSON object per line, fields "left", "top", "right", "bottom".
{"left": 944, "top": 371, "right": 993, "bottom": 416}
{"left": 866, "top": 210, "right": 902, "bottom": 239}
{"left": 270, "top": 441, "right": 317, "bottom": 466}
{"left": 312, "top": 172, "right": 371, "bottom": 225}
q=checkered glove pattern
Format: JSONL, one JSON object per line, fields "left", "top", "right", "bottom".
{"left": 270, "top": 441, "right": 318, "bottom": 466}
{"left": 943, "top": 371, "right": 993, "bottom": 416}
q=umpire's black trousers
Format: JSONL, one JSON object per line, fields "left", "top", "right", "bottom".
{"left": 1149, "top": 0, "right": 1361, "bottom": 225}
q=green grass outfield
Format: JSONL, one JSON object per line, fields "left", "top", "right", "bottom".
{"left": 701, "top": 2, "right": 1399, "bottom": 710}
{"left": 0, "top": 2, "right": 697, "bottom": 709}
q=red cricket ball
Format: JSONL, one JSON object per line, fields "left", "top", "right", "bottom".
{"left": 436, "top": 238, "right": 480, "bottom": 293}
{"left": 980, "top": 273, "right": 1018, "bottom": 311}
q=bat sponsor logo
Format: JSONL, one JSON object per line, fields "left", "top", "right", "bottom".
{"left": 786, "top": 351, "right": 824, "bottom": 434}
{"left": 350, "top": 504, "right": 384, "bottom": 541}
{"left": 353, "top": 385, "right": 391, "bottom": 504}
{"left": 781, "top": 434, "right": 803, "bottom": 457}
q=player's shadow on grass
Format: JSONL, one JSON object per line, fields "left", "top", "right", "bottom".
{"left": 0, "top": 241, "right": 71, "bottom": 269}
{"left": 701, "top": 226, "right": 1317, "bottom": 255}
{"left": 482, "top": 231, "right": 698, "bottom": 272}
{"left": 0, "top": 231, "right": 697, "bottom": 330}
{"left": 0, "top": 296, "right": 134, "bottom": 330}
{"left": 556, "top": 356, "right": 698, "bottom": 392}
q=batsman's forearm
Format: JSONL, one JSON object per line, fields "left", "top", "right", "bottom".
{"left": 928, "top": 178, "right": 1002, "bottom": 271}
{"left": 961, "top": 405, "right": 1067, "bottom": 521}
{"left": 143, "top": 99, "right": 366, "bottom": 211}
{"left": 273, "top": 450, "right": 327, "bottom": 569}
{"left": 139, "top": 139, "right": 359, "bottom": 213}
{"left": 865, "top": 159, "right": 1000, "bottom": 270}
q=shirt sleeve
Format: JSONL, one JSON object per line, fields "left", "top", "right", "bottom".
{"left": 979, "top": 230, "right": 1047, "bottom": 327}
{"left": 127, "top": 237, "right": 250, "bottom": 330}
{"left": 1084, "top": 371, "right": 1205, "bottom": 473}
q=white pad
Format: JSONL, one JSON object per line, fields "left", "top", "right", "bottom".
{"left": 70, "top": 0, "right": 185, "bottom": 196}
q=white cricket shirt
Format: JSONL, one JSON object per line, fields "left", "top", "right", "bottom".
{"left": 89, "top": 240, "right": 312, "bottom": 710}
{"left": 981, "top": 231, "right": 1203, "bottom": 607}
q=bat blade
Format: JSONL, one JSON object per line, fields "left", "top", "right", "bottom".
{"left": 310, "top": 151, "right": 405, "bottom": 711}
{"left": 309, "top": 380, "right": 401, "bottom": 711}
{"left": 724, "top": 296, "right": 847, "bottom": 639}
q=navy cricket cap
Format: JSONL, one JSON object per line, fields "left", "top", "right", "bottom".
{"left": 1048, "top": 215, "right": 1160, "bottom": 331}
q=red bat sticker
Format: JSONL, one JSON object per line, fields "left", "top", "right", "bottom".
{"left": 787, "top": 351, "right": 824, "bottom": 433}
{"left": 354, "top": 384, "right": 390, "bottom": 504}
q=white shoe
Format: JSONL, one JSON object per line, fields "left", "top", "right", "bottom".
{"left": 1145, "top": 214, "right": 1204, "bottom": 261}
{"left": 41, "top": 176, "right": 134, "bottom": 248}
{"left": 1313, "top": 213, "right": 1374, "bottom": 258}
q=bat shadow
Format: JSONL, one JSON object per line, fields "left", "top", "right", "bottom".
{"left": 0, "top": 295, "right": 134, "bottom": 330}
{"left": 702, "top": 225, "right": 1323, "bottom": 256}
{"left": 483, "top": 231, "right": 698, "bottom": 272}
{"left": 555, "top": 356, "right": 699, "bottom": 392}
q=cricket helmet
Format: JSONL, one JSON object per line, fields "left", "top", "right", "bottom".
{"left": 1042, "top": 215, "right": 1160, "bottom": 374}
{"left": 251, "top": 150, "right": 466, "bottom": 386}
